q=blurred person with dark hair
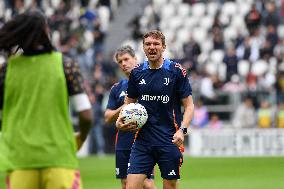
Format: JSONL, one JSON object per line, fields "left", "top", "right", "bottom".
{"left": 275, "top": 71, "right": 284, "bottom": 104}
{"left": 104, "top": 46, "right": 156, "bottom": 189}
{"left": 207, "top": 114, "right": 223, "bottom": 130}
{"left": 0, "top": 10, "right": 92, "bottom": 189}
{"left": 245, "top": 3, "right": 262, "bottom": 36}
{"left": 182, "top": 34, "right": 201, "bottom": 71}
{"left": 263, "top": 1, "right": 279, "bottom": 27}
{"left": 223, "top": 47, "right": 239, "bottom": 82}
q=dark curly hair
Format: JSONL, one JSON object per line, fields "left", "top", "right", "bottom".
{"left": 0, "top": 9, "right": 54, "bottom": 55}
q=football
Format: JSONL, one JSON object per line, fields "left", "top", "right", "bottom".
{"left": 120, "top": 103, "right": 148, "bottom": 128}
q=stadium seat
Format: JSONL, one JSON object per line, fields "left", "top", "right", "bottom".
{"left": 224, "top": 27, "right": 238, "bottom": 42}
{"left": 207, "top": 2, "right": 218, "bottom": 16}
{"left": 153, "top": 0, "right": 168, "bottom": 13}
{"left": 201, "top": 39, "right": 213, "bottom": 53}
{"left": 184, "top": 17, "right": 199, "bottom": 29}
{"left": 153, "top": 0, "right": 168, "bottom": 7}
{"left": 178, "top": 3, "right": 191, "bottom": 18}
{"left": 192, "top": 3, "right": 206, "bottom": 18}
{"left": 205, "top": 61, "right": 218, "bottom": 75}
{"left": 121, "top": 39, "right": 137, "bottom": 50}
{"left": 218, "top": 62, "right": 227, "bottom": 81}
{"left": 161, "top": 4, "right": 175, "bottom": 20}
{"left": 200, "top": 16, "right": 214, "bottom": 30}
{"left": 84, "top": 30, "right": 94, "bottom": 49}
{"left": 192, "top": 27, "right": 207, "bottom": 44}
{"left": 237, "top": 2, "right": 252, "bottom": 16}
{"left": 219, "top": 13, "right": 230, "bottom": 26}
{"left": 231, "top": 15, "right": 246, "bottom": 32}
{"left": 176, "top": 28, "right": 190, "bottom": 44}
{"left": 0, "top": 55, "right": 5, "bottom": 65}
{"left": 198, "top": 53, "right": 209, "bottom": 66}
{"left": 268, "top": 57, "right": 277, "bottom": 74}
{"left": 98, "top": 6, "right": 110, "bottom": 32}
{"left": 4, "top": 8, "right": 12, "bottom": 21}
{"left": 277, "top": 25, "right": 284, "bottom": 39}
{"left": 51, "top": 30, "right": 60, "bottom": 47}
{"left": 238, "top": 60, "right": 250, "bottom": 77}
{"left": 0, "top": 1, "right": 4, "bottom": 18}
{"left": 168, "top": 16, "right": 184, "bottom": 30}
{"left": 251, "top": 59, "right": 268, "bottom": 77}
{"left": 171, "top": 0, "right": 183, "bottom": 5}
{"left": 162, "top": 30, "right": 175, "bottom": 44}
{"left": 51, "top": 0, "right": 61, "bottom": 9}
{"left": 222, "top": 2, "right": 237, "bottom": 17}
{"left": 210, "top": 50, "right": 224, "bottom": 64}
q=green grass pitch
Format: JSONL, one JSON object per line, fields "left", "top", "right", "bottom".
{"left": 0, "top": 155, "right": 283, "bottom": 189}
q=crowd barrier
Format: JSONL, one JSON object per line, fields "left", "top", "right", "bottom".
{"left": 187, "top": 128, "right": 284, "bottom": 157}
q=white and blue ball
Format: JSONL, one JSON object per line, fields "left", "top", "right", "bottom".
{"left": 120, "top": 103, "right": 148, "bottom": 128}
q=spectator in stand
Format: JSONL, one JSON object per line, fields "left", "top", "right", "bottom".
{"left": 236, "top": 37, "right": 251, "bottom": 60}
{"left": 222, "top": 74, "right": 246, "bottom": 93}
{"left": 245, "top": 3, "right": 262, "bottom": 36}
{"left": 200, "top": 73, "right": 217, "bottom": 105}
{"left": 232, "top": 95, "right": 256, "bottom": 128}
{"left": 182, "top": 35, "right": 201, "bottom": 72}
{"left": 207, "top": 114, "right": 223, "bottom": 130}
{"left": 188, "top": 71, "right": 202, "bottom": 93}
{"left": 276, "top": 102, "right": 284, "bottom": 128}
{"left": 274, "top": 39, "right": 284, "bottom": 62}
{"left": 275, "top": 71, "right": 284, "bottom": 104}
{"left": 246, "top": 73, "right": 258, "bottom": 92}
{"left": 89, "top": 84, "right": 106, "bottom": 156}
{"left": 128, "top": 14, "right": 143, "bottom": 41}
{"left": 223, "top": 47, "right": 239, "bottom": 82}
{"left": 263, "top": 1, "right": 280, "bottom": 27}
{"left": 212, "top": 27, "right": 225, "bottom": 50}
{"left": 257, "top": 100, "right": 275, "bottom": 128}
{"left": 259, "top": 39, "right": 274, "bottom": 60}
{"left": 281, "top": 0, "right": 284, "bottom": 23}
{"left": 191, "top": 99, "right": 209, "bottom": 129}
{"left": 266, "top": 25, "right": 278, "bottom": 49}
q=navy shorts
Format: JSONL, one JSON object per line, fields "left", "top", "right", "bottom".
{"left": 128, "top": 142, "right": 183, "bottom": 180}
{"left": 116, "top": 150, "right": 131, "bottom": 179}
{"left": 116, "top": 149, "right": 155, "bottom": 179}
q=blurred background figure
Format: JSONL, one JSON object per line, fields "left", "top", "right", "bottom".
{"left": 208, "top": 114, "right": 223, "bottom": 129}
{"left": 276, "top": 102, "right": 284, "bottom": 128}
{"left": 257, "top": 100, "right": 275, "bottom": 128}
{"left": 232, "top": 95, "right": 256, "bottom": 128}
{"left": 191, "top": 99, "right": 209, "bottom": 129}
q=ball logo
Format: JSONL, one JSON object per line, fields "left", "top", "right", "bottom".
{"left": 141, "top": 95, "right": 169, "bottom": 103}
{"left": 120, "top": 103, "right": 148, "bottom": 128}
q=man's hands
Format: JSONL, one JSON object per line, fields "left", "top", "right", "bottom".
{"left": 116, "top": 116, "right": 138, "bottom": 132}
{"left": 172, "top": 129, "right": 184, "bottom": 147}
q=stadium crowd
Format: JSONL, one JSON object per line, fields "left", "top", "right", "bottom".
{"left": 1, "top": 0, "right": 284, "bottom": 155}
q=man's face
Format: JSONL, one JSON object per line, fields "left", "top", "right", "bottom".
{"left": 116, "top": 53, "right": 137, "bottom": 76}
{"left": 143, "top": 36, "right": 165, "bottom": 63}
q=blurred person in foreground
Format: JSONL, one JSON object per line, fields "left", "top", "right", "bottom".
{"left": 104, "top": 46, "right": 156, "bottom": 189}
{"left": 0, "top": 10, "right": 92, "bottom": 189}
{"left": 116, "top": 30, "right": 194, "bottom": 189}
